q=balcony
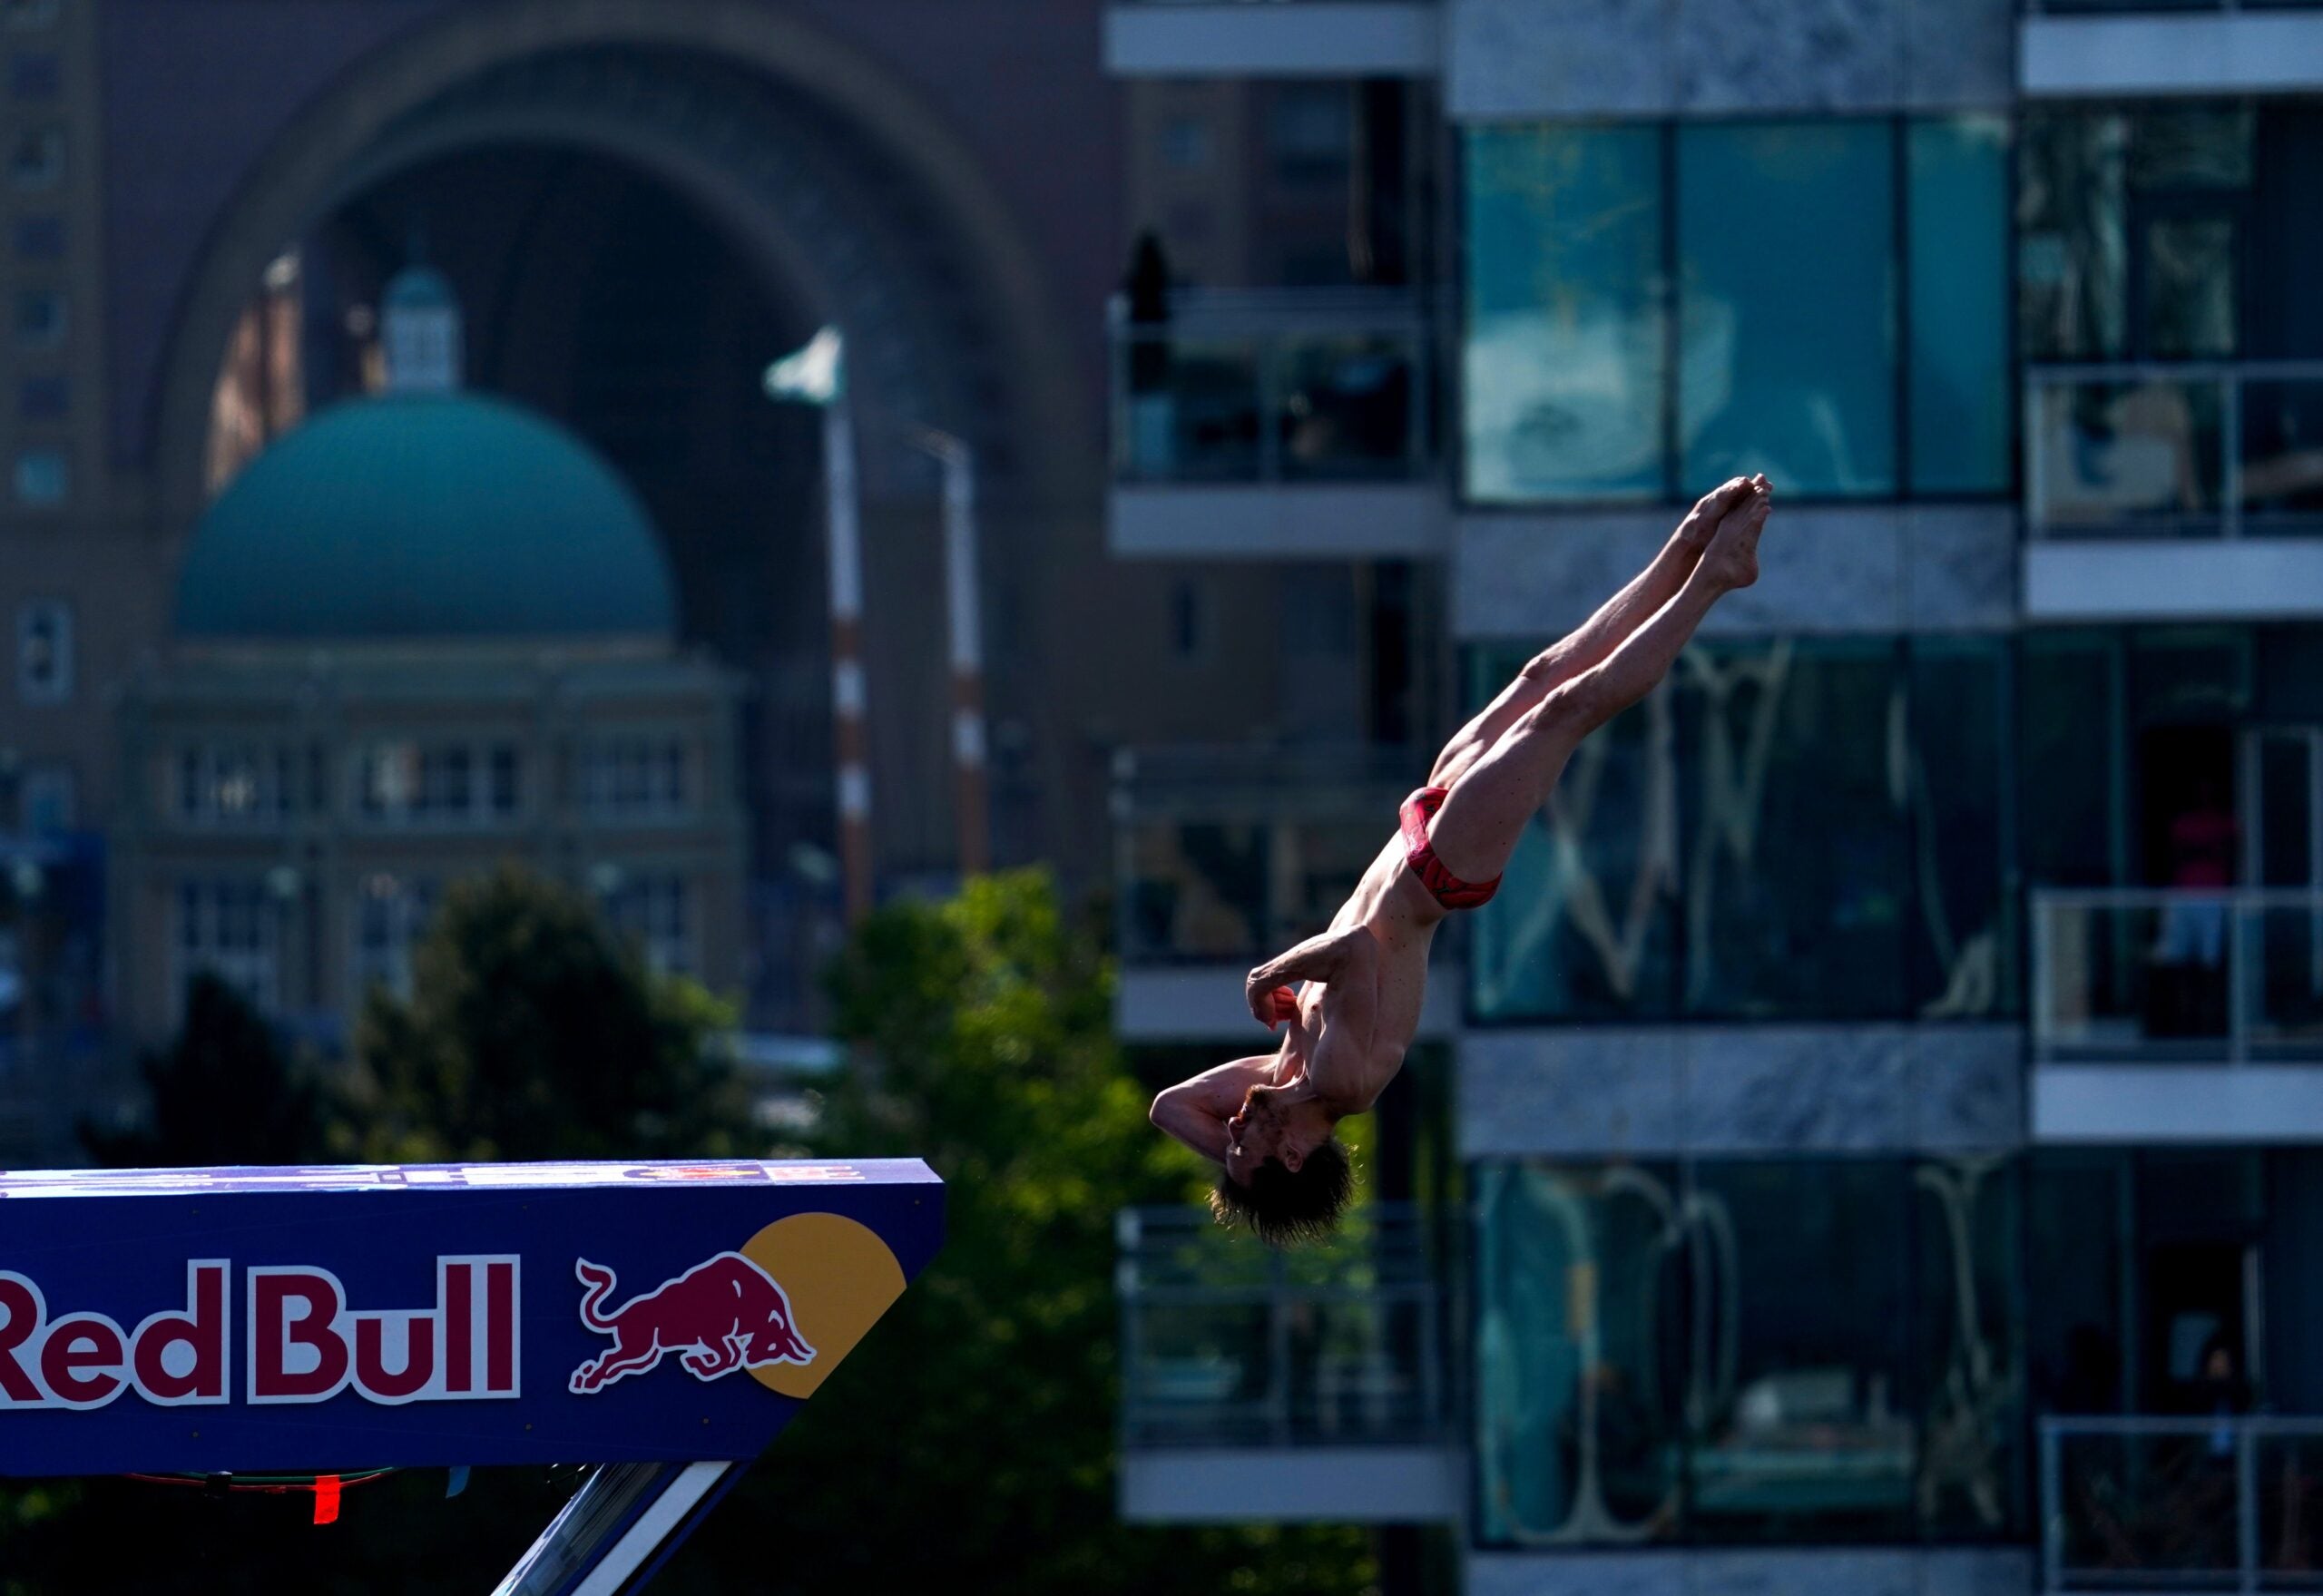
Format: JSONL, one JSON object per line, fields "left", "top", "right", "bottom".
{"left": 2031, "top": 889, "right": 2323, "bottom": 1141}
{"left": 2041, "top": 1415, "right": 2323, "bottom": 1593}
{"left": 1108, "top": 289, "right": 1446, "bottom": 559}
{"left": 1115, "top": 1202, "right": 1459, "bottom": 1522}
{"left": 1112, "top": 744, "right": 1460, "bottom": 1039}
{"left": 2023, "top": 1, "right": 2323, "bottom": 96}
{"left": 2024, "top": 362, "right": 2323, "bottom": 621}
{"left": 1103, "top": 1, "right": 1440, "bottom": 79}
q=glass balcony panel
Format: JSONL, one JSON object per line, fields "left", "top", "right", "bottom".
{"left": 1276, "top": 334, "right": 1416, "bottom": 480}
{"left": 2034, "top": 891, "right": 2323, "bottom": 1063}
{"left": 2030, "top": 375, "right": 2226, "bottom": 537}
{"left": 1119, "top": 1205, "right": 1444, "bottom": 1451}
{"left": 2240, "top": 377, "right": 2323, "bottom": 536}
{"left": 2253, "top": 902, "right": 2323, "bottom": 1060}
{"left": 1122, "top": 820, "right": 1270, "bottom": 963}
{"left": 2257, "top": 1430, "right": 2323, "bottom": 1584}
{"left": 2053, "top": 1428, "right": 2243, "bottom": 1585}
{"left": 1121, "top": 337, "right": 1263, "bottom": 483}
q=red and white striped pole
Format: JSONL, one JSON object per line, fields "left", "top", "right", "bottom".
{"left": 916, "top": 429, "right": 987, "bottom": 878}
{"left": 825, "top": 397, "right": 874, "bottom": 926}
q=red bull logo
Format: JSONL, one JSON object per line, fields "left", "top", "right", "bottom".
{"left": 567, "top": 1253, "right": 815, "bottom": 1395}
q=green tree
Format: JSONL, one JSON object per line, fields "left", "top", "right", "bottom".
{"left": 345, "top": 867, "right": 750, "bottom": 1163}
{"left": 82, "top": 972, "right": 328, "bottom": 1167}
{"left": 677, "top": 869, "right": 1377, "bottom": 1596}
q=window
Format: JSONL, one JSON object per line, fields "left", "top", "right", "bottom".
{"left": 13, "top": 446, "right": 64, "bottom": 505}
{"left": 353, "top": 874, "right": 437, "bottom": 1001}
{"left": 3, "top": 0, "right": 62, "bottom": 30}
{"left": 15, "top": 597, "right": 69, "bottom": 702}
{"left": 354, "top": 739, "right": 521, "bottom": 826}
{"left": 1463, "top": 116, "right": 2011, "bottom": 504}
{"left": 1678, "top": 122, "right": 1894, "bottom": 495}
{"left": 1463, "top": 124, "right": 1665, "bottom": 502}
{"left": 603, "top": 874, "right": 693, "bottom": 977}
{"left": 175, "top": 744, "right": 295, "bottom": 827}
{"left": 1268, "top": 84, "right": 1352, "bottom": 185}
{"left": 175, "top": 879, "right": 283, "bottom": 1018}
{"left": 13, "top": 213, "right": 60, "bottom": 259}
{"left": 1466, "top": 634, "right": 2014, "bottom": 1023}
{"left": 577, "top": 736, "right": 691, "bottom": 819}
{"left": 1909, "top": 117, "right": 2012, "bottom": 494}
{"left": 20, "top": 764, "right": 71, "bottom": 833}
{"left": 18, "top": 373, "right": 64, "bottom": 419}
{"left": 1159, "top": 116, "right": 1212, "bottom": 172}
{"left": 1474, "top": 1157, "right": 2023, "bottom": 1549}
{"left": 1168, "top": 578, "right": 1212, "bottom": 662}
{"left": 15, "top": 287, "right": 64, "bottom": 348}
{"left": 8, "top": 126, "right": 61, "bottom": 191}
{"left": 9, "top": 51, "right": 58, "bottom": 97}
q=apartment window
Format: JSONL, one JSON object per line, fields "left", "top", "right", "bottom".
{"left": 175, "top": 879, "right": 282, "bottom": 1018}
{"left": 3, "top": 0, "right": 62, "bottom": 29}
{"left": 15, "top": 597, "right": 70, "bottom": 702}
{"left": 1475, "top": 1157, "right": 2023, "bottom": 1548}
{"left": 13, "top": 213, "right": 60, "bottom": 260}
{"left": 1466, "top": 634, "right": 2014, "bottom": 1023}
{"left": 1159, "top": 115, "right": 1212, "bottom": 172}
{"left": 354, "top": 738, "right": 521, "bottom": 826}
{"left": 15, "top": 287, "right": 64, "bottom": 348}
{"left": 18, "top": 373, "right": 64, "bottom": 419}
{"left": 8, "top": 126, "right": 62, "bottom": 191}
{"left": 353, "top": 873, "right": 437, "bottom": 1001}
{"left": 19, "top": 764, "right": 70, "bottom": 833}
{"left": 13, "top": 446, "right": 64, "bottom": 506}
{"left": 175, "top": 744, "right": 295, "bottom": 827}
{"left": 578, "top": 736, "right": 691, "bottom": 819}
{"left": 9, "top": 51, "right": 58, "bottom": 97}
{"left": 1268, "top": 84, "right": 1352, "bottom": 186}
{"left": 603, "top": 873, "right": 693, "bottom": 977}
{"left": 1463, "top": 116, "right": 2010, "bottom": 504}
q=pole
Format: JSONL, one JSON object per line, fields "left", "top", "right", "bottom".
{"left": 825, "top": 400, "right": 873, "bottom": 925}
{"left": 925, "top": 433, "right": 989, "bottom": 878}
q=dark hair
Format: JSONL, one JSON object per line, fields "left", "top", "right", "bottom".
{"left": 1210, "top": 1139, "right": 1355, "bottom": 1248}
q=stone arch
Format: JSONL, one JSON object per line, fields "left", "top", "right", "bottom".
{"left": 147, "top": 0, "right": 1088, "bottom": 534}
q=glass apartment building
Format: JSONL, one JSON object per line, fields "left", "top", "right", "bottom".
{"left": 1100, "top": 2, "right": 2323, "bottom": 1592}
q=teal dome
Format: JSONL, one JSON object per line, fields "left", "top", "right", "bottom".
{"left": 178, "top": 393, "right": 676, "bottom": 641}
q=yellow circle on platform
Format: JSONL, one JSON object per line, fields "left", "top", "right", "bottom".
{"left": 743, "top": 1212, "right": 907, "bottom": 1399}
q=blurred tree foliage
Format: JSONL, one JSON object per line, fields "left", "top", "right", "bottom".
{"left": 0, "top": 867, "right": 1377, "bottom": 1595}
{"left": 81, "top": 971, "right": 328, "bottom": 1168}
{"left": 343, "top": 867, "right": 751, "bottom": 1163}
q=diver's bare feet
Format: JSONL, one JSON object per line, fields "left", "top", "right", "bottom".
{"left": 1674, "top": 476, "right": 1756, "bottom": 556}
{"left": 1700, "top": 475, "right": 1771, "bottom": 592}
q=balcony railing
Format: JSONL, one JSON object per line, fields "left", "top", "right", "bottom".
{"left": 1113, "top": 745, "right": 1418, "bottom": 965}
{"left": 2025, "top": 361, "right": 2323, "bottom": 539}
{"left": 2040, "top": 1415, "right": 2323, "bottom": 1593}
{"left": 2031, "top": 889, "right": 2323, "bottom": 1065}
{"left": 1117, "top": 1202, "right": 1446, "bottom": 1449}
{"left": 1110, "top": 289, "right": 1436, "bottom": 485}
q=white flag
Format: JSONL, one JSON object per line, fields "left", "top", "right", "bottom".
{"left": 762, "top": 326, "right": 845, "bottom": 406}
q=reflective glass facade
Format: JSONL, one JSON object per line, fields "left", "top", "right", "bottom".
{"left": 1463, "top": 116, "right": 2010, "bottom": 504}
{"left": 1475, "top": 1157, "right": 2024, "bottom": 1548}
{"left": 1466, "top": 636, "right": 2015, "bottom": 1024}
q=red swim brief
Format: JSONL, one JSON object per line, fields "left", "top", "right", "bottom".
{"left": 1399, "top": 785, "right": 1500, "bottom": 910}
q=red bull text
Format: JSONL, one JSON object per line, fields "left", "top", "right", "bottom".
{"left": 0, "top": 1257, "right": 519, "bottom": 1410}
{"left": 568, "top": 1253, "right": 815, "bottom": 1394}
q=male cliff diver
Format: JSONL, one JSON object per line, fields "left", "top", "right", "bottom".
{"left": 1150, "top": 475, "right": 1776, "bottom": 1245}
